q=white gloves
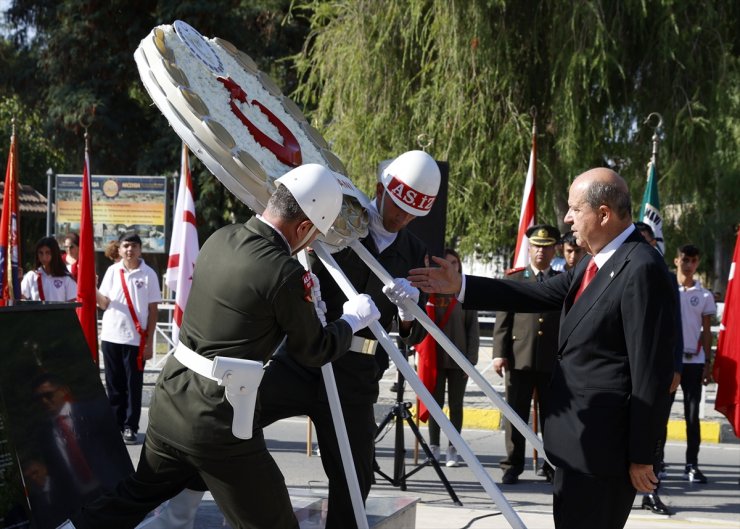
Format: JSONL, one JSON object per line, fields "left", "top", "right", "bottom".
{"left": 340, "top": 293, "right": 381, "bottom": 334}
{"left": 309, "top": 272, "right": 327, "bottom": 326}
{"left": 382, "top": 278, "right": 420, "bottom": 322}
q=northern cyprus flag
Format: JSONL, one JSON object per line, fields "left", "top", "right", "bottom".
{"left": 166, "top": 143, "right": 199, "bottom": 345}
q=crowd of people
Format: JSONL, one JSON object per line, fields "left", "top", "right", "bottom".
{"left": 13, "top": 156, "right": 720, "bottom": 529}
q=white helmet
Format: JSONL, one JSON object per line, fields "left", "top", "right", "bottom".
{"left": 380, "top": 150, "right": 440, "bottom": 217}
{"left": 275, "top": 164, "right": 343, "bottom": 235}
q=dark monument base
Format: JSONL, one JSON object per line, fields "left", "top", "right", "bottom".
{"left": 0, "top": 302, "right": 133, "bottom": 529}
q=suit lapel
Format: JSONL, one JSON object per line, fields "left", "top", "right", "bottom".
{"left": 558, "top": 233, "right": 642, "bottom": 350}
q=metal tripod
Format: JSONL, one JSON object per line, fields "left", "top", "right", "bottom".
{"left": 373, "top": 353, "right": 462, "bottom": 506}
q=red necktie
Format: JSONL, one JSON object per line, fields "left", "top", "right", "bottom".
{"left": 56, "top": 415, "right": 93, "bottom": 482}
{"left": 574, "top": 259, "right": 598, "bottom": 303}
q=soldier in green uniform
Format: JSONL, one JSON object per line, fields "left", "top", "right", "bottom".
{"left": 259, "top": 150, "right": 440, "bottom": 529}
{"left": 493, "top": 223, "right": 562, "bottom": 485}
{"left": 139, "top": 150, "right": 442, "bottom": 529}
{"left": 62, "top": 164, "right": 381, "bottom": 529}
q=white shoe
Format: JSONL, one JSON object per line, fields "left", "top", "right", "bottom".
{"left": 429, "top": 444, "right": 440, "bottom": 461}
{"left": 55, "top": 522, "right": 76, "bottom": 529}
{"left": 136, "top": 488, "right": 205, "bottom": 529}
{"left": 445, "top": 445, "right": 460, "bottom": 467}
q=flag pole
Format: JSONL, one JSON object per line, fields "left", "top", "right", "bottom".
{"left": 639, "top": 112, "right": 665, "bottom": 254}
{"left": 645, "top": 112, "right": 663, "bottom": 170}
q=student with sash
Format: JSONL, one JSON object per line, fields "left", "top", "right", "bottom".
{"left": 21, "top": 236, "right": 77, "bottom": 302}
{"left": 96, "top": 231, "right": 161, "bottom": 445}
{"left": 417, "top": 248, "right": 479, "bottom": 467}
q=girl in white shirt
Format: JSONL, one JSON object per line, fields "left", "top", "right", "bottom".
{"left": 21, "top": 237, "right": 77, "bottom": 302}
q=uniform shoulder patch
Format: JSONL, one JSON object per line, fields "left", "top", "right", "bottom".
{"left": 505, "top": 266, "right": 526, "bottom": 276}
{"left": 302, "top": 271, "right": 314, "bottom": 302}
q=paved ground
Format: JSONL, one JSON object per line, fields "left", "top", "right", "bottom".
{"left": 126, "top": 341, "right": 740, "bottom": 529}
{"left": 139, "top": 341, "right": 737, "bottom": 444}
{"left": 129, "top": 409, "right": 740, "bottom": 529}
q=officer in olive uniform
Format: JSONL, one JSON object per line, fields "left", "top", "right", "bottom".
{"left": 493, "top": 223, "right": 562, "bottom": 485}
{"left": 135, "top": 151, "right": 441, "bottom": 529}
{"left": 64, "top": 165, "right": 380, "bottom": 529}
{"left": 258, "top": 150, "right": 441, "bottom": 529}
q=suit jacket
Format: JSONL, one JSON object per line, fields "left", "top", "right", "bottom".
{"left": 492, "top": 267, "right": 561, "bottom": 372}
{"left": 463, "top": 230, "right": 676, "bottom": 476}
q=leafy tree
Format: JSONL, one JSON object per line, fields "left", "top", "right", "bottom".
{"left": 3, "top": 0, "right": 311, "bottom": 247}
{"left": 0, "top": 95, "right": 67, "bottom": 268}
{"left": 1, "top": 0, "right": 737, "bottom": 291}
{"left": 291, "top": 0, "right": 739, "bottom": 289}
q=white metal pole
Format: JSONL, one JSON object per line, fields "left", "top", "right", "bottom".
{"left": 350, "top": 240, "right": 550, "bottom": 461}
{"left": 299, "top": 251, "right": 369, "bottom": 529}
{"left": 314, "top": 242, "right": 527, "bottom": 529}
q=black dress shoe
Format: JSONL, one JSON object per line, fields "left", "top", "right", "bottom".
{"left": 536, "top": 464, "right": 555, "bottom": 483}
{"left": 501, "top": 470, "right": 519, "bottom": 485}
{"left": 642, "top": 493, "right": 671, "bottom": 515}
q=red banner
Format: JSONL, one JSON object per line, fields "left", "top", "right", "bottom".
{"left": 0, "top": 129, "right": 21, "bottom": 303}
{"left": 416, "top": 295, "right": 457, "bottom": 422}
{"left": 76, "top": 148, "right": 99, "bottom": 363}
{"left": 714, "top": 229, "right": 740, "bottom": 437}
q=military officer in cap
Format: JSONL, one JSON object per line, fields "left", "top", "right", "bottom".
{"left": 493, "top": 223, "right": 562, "bottom": 484}
{"left": 258, "top": 150, "right": 440, "bottom": 529}
{"left": 62, "top": 164, "right": 381, "bottom": 529}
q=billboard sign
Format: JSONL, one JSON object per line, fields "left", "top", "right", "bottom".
{"left": 55, "top": 175, "right": 167, "bottom": 253}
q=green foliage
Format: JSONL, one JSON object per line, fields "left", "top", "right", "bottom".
{"left": 0, "top": 95, "right": 67, "bottom": 262}
{"left": 291, "top": 0, "right": 739, "bottom": 278}
{"left": 2, "top": 0, "right": 308, "bottom": 242}
{"left": 0, "top": 0, "right": 738, "bottom": 288}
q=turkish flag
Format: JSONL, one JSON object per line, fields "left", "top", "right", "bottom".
{"left": 76, "top": 147, "right": 99, "bottom": 363}
{"left": 714, "top": 229, "right": 740, "bottom": 437}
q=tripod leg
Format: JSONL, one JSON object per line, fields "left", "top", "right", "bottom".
{"left": 374, "top": 407, "right": 400, "bottom": 486}
{"left": 393, "top": 403, "right": 406, "bottom": 490}
{"left": 403, "top": 413, "right": 463, "bottom": 506}
{"left": 373, "top": 454, "right": 394, "bottom": 485}
{"left": 375, "top": 406, "right": 395, "bottom": 435}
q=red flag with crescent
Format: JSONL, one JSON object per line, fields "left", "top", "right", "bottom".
{"left": 76, "top": 146, "right": 99, "bottom": 363}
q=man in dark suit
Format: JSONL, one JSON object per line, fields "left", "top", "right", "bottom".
{"left": 30, "top": 373, "right": 133, "bottom": 527}
{"left": 493, "top": 224, "right": 562, "bottom": 484}
{"left": 409, "top": 167, "right": 676, "bottom": 529}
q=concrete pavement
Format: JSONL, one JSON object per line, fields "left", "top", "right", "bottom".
{"left": 125, "top": 343, "right": 738, "bottom": 528}
{"left": 129, "top": 409, "right": 740, "bottom": 529}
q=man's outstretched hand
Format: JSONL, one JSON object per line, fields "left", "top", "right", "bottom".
{"left": 408, "top": 255, "right": 463, "bottom": 296}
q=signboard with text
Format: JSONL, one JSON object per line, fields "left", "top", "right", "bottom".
{"left": 55, "top": 175, "right": 167, "bottom": 253}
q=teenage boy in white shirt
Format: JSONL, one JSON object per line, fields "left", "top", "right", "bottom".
{"left": 674, "top": 243, "right": 716, "bottom": 484}
{"left": 96, "top": 232, "right": 161, "bottom": 445}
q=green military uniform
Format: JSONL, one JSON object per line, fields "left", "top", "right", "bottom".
{"left": 258, "top": 229, "right": 428, "bottom": 529}
{"left": 73, "top": 217, "right": 353, "bottom": 529}
{"left": 493, "top": 266, "right": 561, "bottom": 476}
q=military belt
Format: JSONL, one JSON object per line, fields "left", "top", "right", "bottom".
{"left": 174, "top": 342, "right": 219, "bottom": 381}
{"left": 349, "top": 336, "right": 378, "bottom": 355}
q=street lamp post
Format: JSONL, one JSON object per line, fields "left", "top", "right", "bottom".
{"left": 46, "top": 167, "right": 54, "bottom": 236}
